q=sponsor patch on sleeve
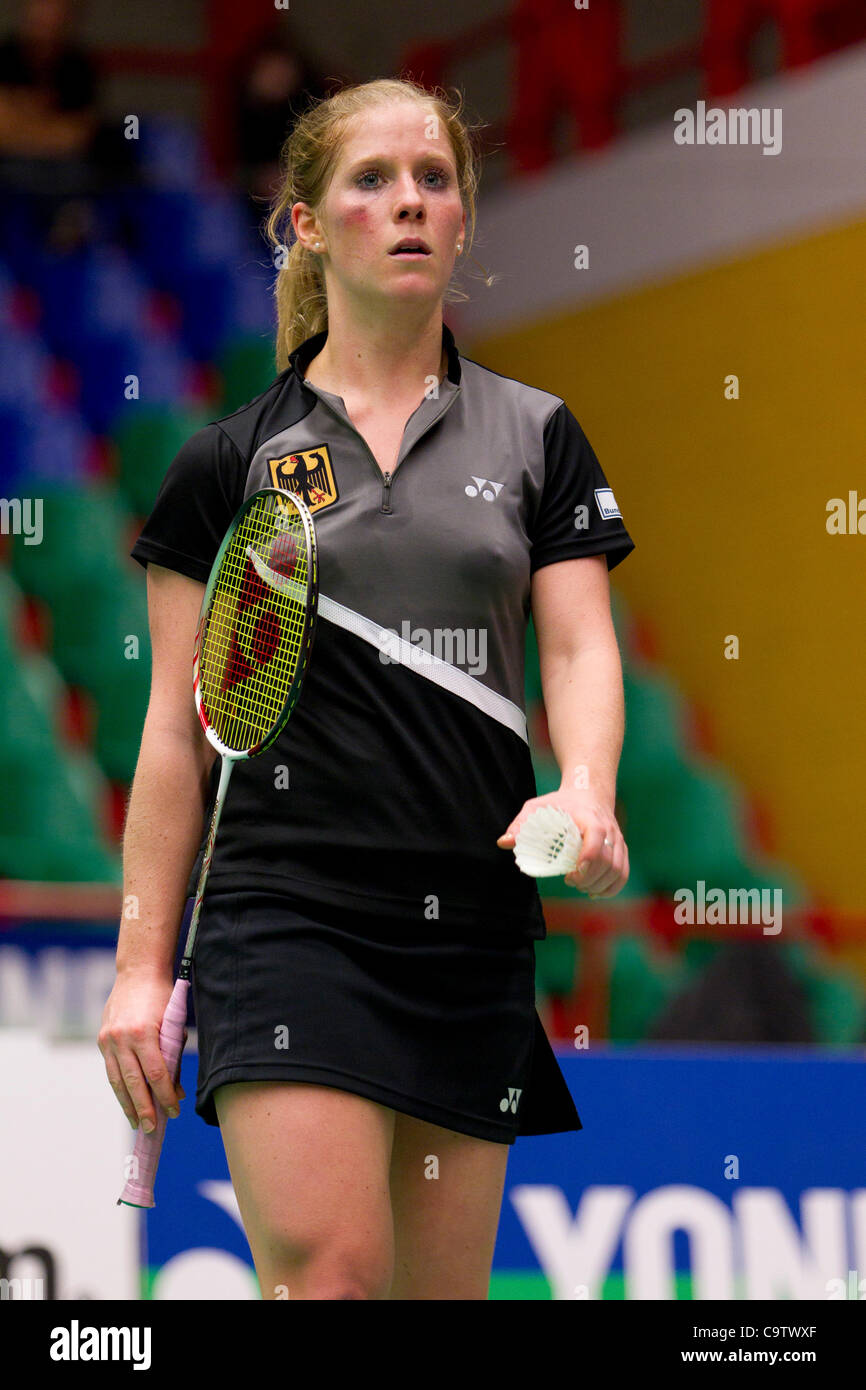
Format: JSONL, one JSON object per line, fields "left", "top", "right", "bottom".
{"left": 594, "top": 487, "right": 622, "bottom": 520}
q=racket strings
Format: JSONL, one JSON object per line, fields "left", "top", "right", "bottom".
{"left": 199, "top": 497, "right": 310, "bottom": 752}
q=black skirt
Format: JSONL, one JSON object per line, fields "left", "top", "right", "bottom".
{"left": 187, "top": 889, "right": 582, "bottom": 1146}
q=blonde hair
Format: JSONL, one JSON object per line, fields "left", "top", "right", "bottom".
{"left": 264, "top": 77, "right": 490, "bottom": 372}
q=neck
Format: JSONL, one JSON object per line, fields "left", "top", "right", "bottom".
{"left": 305, "top": 301, "right": 447, "bottom": 396}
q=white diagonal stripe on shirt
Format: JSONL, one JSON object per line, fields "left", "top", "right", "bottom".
{"left": 318, "top": 593, "right": 528, "bottom": 744}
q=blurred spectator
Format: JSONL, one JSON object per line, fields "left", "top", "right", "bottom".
{"left": 0, "top": 0, "right": 137, "bottom": 252}
{"left": 233, "top": 24, "right": 333, "bottom": 236}
{"left": 648, "top": 943, "right": 816, "bottom": 1044}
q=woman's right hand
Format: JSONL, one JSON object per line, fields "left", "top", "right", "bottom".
{"left": 98, "top": 969, "right": 186, "bottom": 1132}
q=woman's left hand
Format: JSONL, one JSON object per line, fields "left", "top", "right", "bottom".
{"left": 496, "top": 789, "right": 629, "bottom": 899}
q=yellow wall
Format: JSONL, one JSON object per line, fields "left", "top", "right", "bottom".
{"left": 469, "top": 216, "right": 866, "bottom": 915}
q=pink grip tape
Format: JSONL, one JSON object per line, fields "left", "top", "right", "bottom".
{"left": 116, "top": 978, "right": 190, "bottom": 1209}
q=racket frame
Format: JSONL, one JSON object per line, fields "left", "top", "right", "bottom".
{"left": 193, "top": 486, "right": 318, "bottom": 762}
{"left": 117, "top": 487, "right": 318, "bottom": 1208}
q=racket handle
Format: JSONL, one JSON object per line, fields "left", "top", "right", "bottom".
{"left": 116, "top": 978, "right": 190, "bottom": 1209}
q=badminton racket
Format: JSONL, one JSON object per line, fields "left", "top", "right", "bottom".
{"left": 117, "top": 486, "right": 318, "bottom": 1207}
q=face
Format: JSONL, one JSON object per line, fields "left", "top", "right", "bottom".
{"left": 292, "top": 101, "right": 466, "bottom": 310}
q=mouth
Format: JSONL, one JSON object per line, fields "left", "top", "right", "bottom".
{"left": 388, "top": 240, "right": 432, "bottom": 258}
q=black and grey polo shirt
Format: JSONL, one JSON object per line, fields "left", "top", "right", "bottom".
{"left": 130, "top": 322, "right": 635, "bottom": 937}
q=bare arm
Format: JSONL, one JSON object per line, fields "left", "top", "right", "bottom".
{"left": 532, "top": 553, "right": 624, "bottom": 808}
{"left": 117, "top": 565, "right": 217, "bottom": 976}
{"left": 99, "top": 564, "right": 216, "bottom": 1130}
{"left": 534, "top": 554, "right": 628, "bottom": 896}
{"left": 497, "top": 554, "right": 629, "bottom": 898}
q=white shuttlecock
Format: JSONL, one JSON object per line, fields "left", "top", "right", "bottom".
{"left": 513, "top": 806, "right": 582, "bottom": 877}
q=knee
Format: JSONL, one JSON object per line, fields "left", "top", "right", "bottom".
{"left": 310, "top": 1239, "right": 394, "bottom": 1300}
{"left": 264, "top": 1237, "right": 394, "bottom": 1301}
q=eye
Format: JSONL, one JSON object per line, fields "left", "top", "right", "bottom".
{"left": 355, "top": 167, "right": 451, "bottom": 189}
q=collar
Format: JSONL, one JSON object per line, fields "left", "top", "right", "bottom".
{"left": 289, "top": 321, "right": 462, "bottom": 389}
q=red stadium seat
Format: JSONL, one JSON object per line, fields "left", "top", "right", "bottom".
{"left": 507, "top": 0, "right": 622, "bottom": 173}
{"left": 703, "top": 0, "right": 866, "bottom": 97}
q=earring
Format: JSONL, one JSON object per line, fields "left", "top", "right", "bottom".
{"left": 457, "top": 243, "right": 463, "bottom": 253}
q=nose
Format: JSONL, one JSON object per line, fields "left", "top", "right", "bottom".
{"left": 393, "top": 172, "right": 425, "bottom": 218}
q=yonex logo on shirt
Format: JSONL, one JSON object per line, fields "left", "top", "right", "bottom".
{"left": 465, "top": 475, "right": 504, "bottom": 500}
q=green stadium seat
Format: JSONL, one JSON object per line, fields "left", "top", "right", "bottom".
{"left": 11, "top": 780, "right": 118, "bottom": 878}
{"left": 0, "top": 568, "right": 19, "bottom": 661}
{"left": 618, "top": 669, "right": 685, "bottom": 792}
{"left": 218, "top": 335, "right": 277, "bottom": 414}
{"left": 47, "top": 571, "right": 151, "bottom": 781}
{"left": 0, "top": 656, "right": 59, "bottom": 774}
{"left": 777, "top": 939, "right": 820, "bottom": 987}
{"left": 0, "top": 653, "right": 120, "bottom": 881}
{"left": 48, "top": 567, "right": 149, "bottom": 685}
{"left": 623, "top": 761, "right": 754, "bottom": 891}
{"left": 5, "top": 538, "right": 150, "bottom": 783}
{"left": 17, "top": 647, "right": 65, "bottom": 726}
{"left": 529, "top": 751, "right": 560, "bottom": 798}
{"left": 10, "top": 483, "right": 131, "bottom": 602}
{"left": 113, "top": 407, "right": 211, "bottom": 516}
{"left": 7, "top": 480, "right": 156, "bottom": 790}
{"left": 535, "top": 933, "right": 579, "bottom": 996}
{"left": 680, "top": 938, "right": 724, "bottom": 978}
{"left": 0, "top": 834, "right": 117, "bottom": 881}
{"left": 92, "top": 667, "right": 149, "bottom": 782}
{"left": 804, "top": 971, "right": 866, "bottom": 1045}
{"left": 608, "top": 932, "right": 686, "bottom": 1041}
{"left": 525, "top": 617, "right": 543, "bottom": 705}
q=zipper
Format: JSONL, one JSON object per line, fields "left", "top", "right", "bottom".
{"left": 352, "top": 427, "right": 394, "bottom": 513}
{"left": 302, "top": 376, "right": 461, "bottom": 514}
{"left": 368, "top": 384, "right": 460, "bottom": 513}
{"left": 353, "top": 429, "right": 394, "bottom": 512}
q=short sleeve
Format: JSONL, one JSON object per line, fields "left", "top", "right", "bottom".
{"left": 130, "top": 423, "right": 247, "bottom": 583}
{"left": 530, "top": 402, "right": 635, "bottom": 575}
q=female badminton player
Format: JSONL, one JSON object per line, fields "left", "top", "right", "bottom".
{"left": 99, "top": 76, "right": 634, "bottom": 1300}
